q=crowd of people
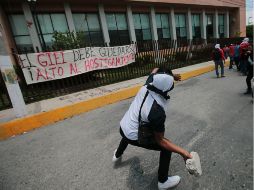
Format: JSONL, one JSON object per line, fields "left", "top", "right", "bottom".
{"left": 212, "top": 37, "right": 253, "bottom": 96}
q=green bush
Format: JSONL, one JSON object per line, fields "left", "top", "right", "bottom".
{"left": 52, "top": 31, "right": 86, "bottom": 51}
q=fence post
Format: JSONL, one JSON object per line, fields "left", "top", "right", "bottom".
{"left": 0, "top": 24, "right": 27, "bottom": 117}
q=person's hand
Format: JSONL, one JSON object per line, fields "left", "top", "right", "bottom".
{"left": 173, "top": 74, "right": 181, "bottom": 81}
{"left": 181, "top": 150, "right": 192, "bottom": 162}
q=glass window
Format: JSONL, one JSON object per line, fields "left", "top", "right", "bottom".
{"left": 9, "top": 14, "right": 33, "bottom": 52}
{"left": 156, "top": 13, "right": 171, "bottom": 41}
{"left": 73, "top": 13, "right": 104, "bottom": 46}
{"left": 206, "top": 14, "right": 213, "bottom": 39}
{"left": 106, "top": 13, "right": 129, "bottom": 46}
{"left": 175, "top": 14, "right": 187, "bottom": 39}
{"left": 133, "top": 13, "right": 152, "bottom": 41}
{"left": 218, "top": 14, "right": 225, "bottom": 38}
{"left": 191, "top": 14, "right": 201, "bottom": 39}
{"left": 51, "top": 14, "right": 68, "bottom": 33}
{"left": 36, "top": 13, "right": 69, "bottom": 48}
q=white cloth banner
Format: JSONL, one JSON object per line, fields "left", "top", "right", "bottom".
{"left": 17, "top": 44, "right": 136, "bottom": 84}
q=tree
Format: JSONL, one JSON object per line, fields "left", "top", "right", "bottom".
{"left": 52, "top": 31, "right": 86, "bottom": 51}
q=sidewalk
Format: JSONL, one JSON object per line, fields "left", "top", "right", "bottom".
{"left": 0, "top": 60, "right": 228, "bottom": 140}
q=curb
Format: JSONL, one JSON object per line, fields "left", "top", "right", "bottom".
{"left": 0, "top": 61, "right": 229, "bottom": 140}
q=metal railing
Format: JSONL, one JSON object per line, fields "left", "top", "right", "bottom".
{"left": 0, "top": 37, "right": 244, "bottom": 111}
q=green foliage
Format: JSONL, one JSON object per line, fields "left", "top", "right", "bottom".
{"left": 246, "top": 25, "right": 253, "bottom": 38}
{"left": 235, "top": 31, "right": 242, "bottom": 37}
{"left": 52, "top": 31, "right": 86, "bottom": 51}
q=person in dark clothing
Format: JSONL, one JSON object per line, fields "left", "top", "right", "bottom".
{"left": 244, "top": 45, "right": 253, "bottom": 95}
{"left": 229, "top": 44, "right": 235, "bottom": 69}
{"left": 212, "top": 44, "right": 226, "bottom": 78}
{"left": 234, "top": 43, "right": 241, "bottom": 71}
{"left": 240, "top": 38, "right": 250, "bottom": 75}
{"left": 112, "top": 68, "right": 191, "bottom": 190}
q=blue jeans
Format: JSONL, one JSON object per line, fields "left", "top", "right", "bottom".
{"left": 214, "top": 60, "right": 224, "bottom": 76}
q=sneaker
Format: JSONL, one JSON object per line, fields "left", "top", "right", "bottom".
{"left": 112, "top": 149, "right": 122, "bottom": 163}
{"left": 158, "top": 176, "right": 181, "bottom": 190}
{"left": 221, "top": 75, "right": 225, "bottom": 78}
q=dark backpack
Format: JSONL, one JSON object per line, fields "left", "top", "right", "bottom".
{"left": 213, "top": 49, "right": 221, "bottom": 61}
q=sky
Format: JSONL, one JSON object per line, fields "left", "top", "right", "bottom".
{"left": 246, "top": 0, "right": 254, "bottom": 25}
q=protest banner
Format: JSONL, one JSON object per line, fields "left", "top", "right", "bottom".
{"left": 17, "top": 44, "right": 136, "bottom": 84}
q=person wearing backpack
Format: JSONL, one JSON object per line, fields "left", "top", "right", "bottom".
{"left": 212, "top": 44, "right": 225, "bottom": 78}
{"left": 112, "top": 68, "right": 192, "bottom": 190}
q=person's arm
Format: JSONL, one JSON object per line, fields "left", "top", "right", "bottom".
{"left": 220, "top": 49, "right": 225, "bottom": 61}
{"left": 154, "top": 132, "right": 192, "bottom": 161}
{"left": 151, "top": 68, "right": 159, "bottom": 74}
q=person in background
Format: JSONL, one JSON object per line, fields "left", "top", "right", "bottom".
{"left": 234, "top": 42, "right": 241, "bottom": 71}
{"left": 244, "top": 45, "right": 253, "bottom": 95}
{"left": 112, "top": 67, "right": 191, "bottom": 190}
{"left": 240, "top": 38, "right": 250, "bottom": 75}
{"left": 223, "top": 45, "right": 229, "bottom": 60}
{"left": 212, "top": 44, "right": 226, "bottom": 78}
{"left": 229, "top": 44, "right": 235, "bottom": 69}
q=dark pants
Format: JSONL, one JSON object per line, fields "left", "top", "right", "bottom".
{"left": 246, "top": 66, "right": 253, "bottom": 93}
{"left": 234, "top": 56, "right": 240, "bottom": 71}
{"left": 229, "top": 56, "right": 234, "bottom": 69}
{"left": 214, "top": 60, "right": 224, "bottom": 77}
{"left": 116, "top": 128, "right": 172, "bottom": 183}
{"left": 240, "top": 59, "right": 248, "bottom": 75}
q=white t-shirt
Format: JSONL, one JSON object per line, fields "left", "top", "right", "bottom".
{"left": 120, "top": 86, "right": 166, "bottom": 140}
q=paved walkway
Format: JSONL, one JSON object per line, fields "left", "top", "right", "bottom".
{"left": 0, "top": 68, "right": 252, "bottom": 190}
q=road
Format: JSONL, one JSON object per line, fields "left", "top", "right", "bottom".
{"left": 0, "top": 69, "right": 253, "bottom": 190}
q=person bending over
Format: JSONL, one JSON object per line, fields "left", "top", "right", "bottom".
{"left": 112, "top": 67, "right": 191, "bottom": 190}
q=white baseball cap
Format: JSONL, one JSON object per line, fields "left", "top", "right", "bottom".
{"left": 215, "top": 44, "right": 220, "bottom": 49}
{"left": 152, "top": 74, "right": 174, "bottom": 92}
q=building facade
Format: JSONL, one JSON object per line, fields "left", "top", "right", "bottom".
{"left": 0, "top": 0, "right": 246, "bottom": 54}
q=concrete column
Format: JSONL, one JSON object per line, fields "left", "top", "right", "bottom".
{"left": 225, "top": 10, "right": 229, "bottom": 38}
{"left": 0, "top": 26, "right": 27, "bottom": 118}
{"left": 201, "top": 9, "right": 206, "bottom": 39}
{"left": 98, "top": 4, "right": 110, "bottom": 46}
{"left": 22, "top": 2, "right": 42, "bottom": 52}
{"left": 169, "top": 8, "right": 177, "bottom": 40}
{"left": 214, "top": 9, "right": 219, "bottom": 38}
{"left": 150, "top": 7, "right": 158, "bottom": 41}
{"left": 126, "top": 5, "right": 136, "bottom": 43}
{"left": 187, "top": 8, "right": 193, "bottom": 40}
{"left": 64, "top": 3, "right": 76, "bottom": 34}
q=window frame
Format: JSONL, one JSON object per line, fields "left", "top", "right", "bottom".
{"left": 72, "top": 13, "right": 104, "bottom": 46}
{"left": 206, "top": 14, "right": 214, "bottom": 39}
{"left": 191, "top": 14, "right": 201, "bottom": 39}
{"left": 106, "top": 12, "right": 130, "bottom": 46}
{"left": 175, "top": 13, "right": 187, "bottom": 40}
{"left": 35, "top": 13, "right": 69, "bottom": 48}
{"left": 133, "top": 13, "right": 152, "bottom": 42}
{"left": 218, "top": 14, "right": 225, "bottom": 38}
{"left": 8, "top": 14, "right": 34, "bottom": 53}
{"left": 156, "top": 13, "right": 171, "bottom": 41}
